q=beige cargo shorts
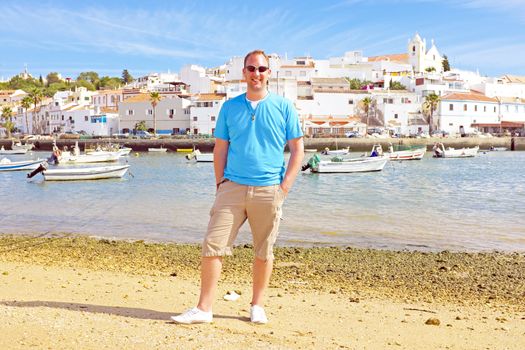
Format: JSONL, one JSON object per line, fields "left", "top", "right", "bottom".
{"left": 202, "top": 180, "right": 286, "bottom": 260}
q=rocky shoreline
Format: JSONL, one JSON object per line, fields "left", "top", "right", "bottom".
{"left": 1, "top": 235, "right": 523, "bottom": 311}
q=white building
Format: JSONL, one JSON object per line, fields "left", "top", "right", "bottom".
{"left": 180, "top": 65, "right": 214, "bottom": 94}
{"left": 188, "top": 93, "right": 226, "bottom": 135}
{"left": 471, "top": 75, "right": 525, "bottom": 99}
{"left": 438, "top": 91, "right": 499, "bottom": 135}
{"left": 118, "top": 93, "right": 192, "bottom": 134}
{"left": 408, "top": 33, "right": 443, "bottom": 74}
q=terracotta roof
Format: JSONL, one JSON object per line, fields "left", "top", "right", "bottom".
{"left": 100, "top": 107, "right": 118, "bottom": 113}
{"left": 441, "top": 91, "right": 497, "bottom": 103}
{"left": 193, "top": 93, "right": 226, "bottom": 101}
{"left": 501, "top": 75, "right": 525, "bottom": 84}
{"left": 123, "top": 94, "right": 159, "bottom": 103}
{"left": 368, "top": 53, "right": 409, "bottom": 63}
{"left": 497, "top": 97, "right": 525, "bottom": 104}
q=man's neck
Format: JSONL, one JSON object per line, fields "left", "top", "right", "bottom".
{"left": 246, "top": 89, "right": 268, "bottom": 101}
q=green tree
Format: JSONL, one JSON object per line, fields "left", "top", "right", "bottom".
{"left": 423, "top": 93, "right": 440, "bottom": 134}
{"left": 98, "top": 76, "right": 122, "bottom": 90}
{"left": 75, "top": 79, "right": 96, "bottom": 91}
{"left": 21, "top": 96, "right": 33, "bottom": 134}
{"left": 389, "top": 81, "right": 406, "bottom": 90}
{"left": 45, "top": 81, "right": 69, "bottom": 97}
{"left": 346, "top": 78, "right": 373, "bottom": 90}
{"left": 425, "top": 67, "right": 436, "bottom": 73}
{"left": 122, "top": 69, "right": 133, "bottom": 84}
{"left": 77, "top": 71, "right": 100, "bottom": 85}
{"left": 46, "top": 72, "right": 62, "bottom": 86}
{"left": 135, "top": 120, "right": 147, "bottom": 131}
{"left": 150, "top": 92, "right": 161, "bottom": 136}
{"left": 442, "top": 55, "right": 451, "bottom": 72}
{"left": 1, "top": 106, "right": 14, "bottom": 139}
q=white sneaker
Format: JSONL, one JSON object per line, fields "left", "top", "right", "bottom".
{"left": 171, "top": 307, "right": 213, "bottom": 324}
{"left": 250, "top": 305, "right": 268, "bottom": 324}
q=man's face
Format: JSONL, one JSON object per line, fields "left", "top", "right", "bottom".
{"left": 243, "top": 54, "right": 270, "bottom": 92}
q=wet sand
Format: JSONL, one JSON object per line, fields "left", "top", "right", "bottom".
{"left": 1, "top": 235, "right": 524, "bottom": 349}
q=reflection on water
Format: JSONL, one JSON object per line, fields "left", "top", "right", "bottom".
{"left": 1, "top": 150, "right": 524, "bottom": 252}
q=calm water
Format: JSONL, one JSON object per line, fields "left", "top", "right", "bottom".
{"left": 1, "top": 150, "right": 524, "bottom": 252}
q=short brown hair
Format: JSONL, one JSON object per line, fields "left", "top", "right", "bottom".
{"left": 243, "top": 50, "right": 270, "bottom": 67}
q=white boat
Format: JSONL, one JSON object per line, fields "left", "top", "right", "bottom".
{"left": 148, "top": 147, "right": 168, "bottom": 152}
{"left": 12, "top": 141, "right": 35, "bottom": 151}
{"left": 0, "top": 158, "right": 44, "bottom": 171}
{"left": 371, "top": 144, "right": 426, "bottom": 160}
{"left": 52, "top": 142, "right": 120, "bottom": 164}
{"left": 186, "top": 149, "right": 213, "bottom": 162}
{"left": 304, "top": 148, "right": 318, "bottom": 153}
{"left": 0, "top": 146, "right": 28, "bottom": 155}
{"left": 302, "top": 154, "right": 388, "bottom": 173}
{"left": 432, "top": 143, "right": 479, "bottom": 158}
{"left": 321, "top": 147, "right": 350, "bottom": 156}
{"left": 38, "top": 164, "right": 130, "bottom": 181}
{"left": 489, "top": 146, "right": 507, "bottom": 151}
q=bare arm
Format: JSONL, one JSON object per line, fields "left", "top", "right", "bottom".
{"left": 213, "top": 138, "right": 229, "bottom": 189}
{"left": 280, "top": 136, "right": 305, "bottom": 195}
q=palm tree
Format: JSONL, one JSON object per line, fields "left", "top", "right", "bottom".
{"left": 1, "top": 106, "right": 14, "bottom": 139}
{"left": 423, "top": 93, "right": 440, "bottom": 135}
{"left": 149, "top": 92, "right": 161, "bottom": 136}
{"left": 360, "top": 96, "right": 373, "bottom": 134}
{"left": 28, "top": 88, "right": 43, "bottom": 134}
{"left": 21, "top": 96, "right": 33, "bottom": 134}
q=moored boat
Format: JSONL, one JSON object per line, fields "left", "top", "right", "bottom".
{"left": 27, "top": 163, "right": 130, "bottom": 181}
{"left": 432, "top": 143, "right": 479, "bottom": 158}
{"left": 371, "top": 143, "right": 426, "bottom": 160}
{"left": 0, "top": 146, "right": 28, "bottom": 155}
{"left": 148, "top": 147, "right": 168, "bottom": 153}
{"left": 186, "top": 149, "right": 213, "bottom": 162}
{"left": 0, "top": 158, "right": 45, "bottom": 171}
{"left": 301, "top": 154, "right": 388, "bottom": 173}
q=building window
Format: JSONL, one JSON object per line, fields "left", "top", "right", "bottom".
{"left": 211, "top": 116, "right": 216, "bottom": 121}
{"left": 146, "top": 109, "right": 153, "bottom": 115}
{"left": 516, "top": 105, "right": 519, "bottom": 112}
{"left": 127, "top": 109, "right": 134, "bottom": 116}
{"left": 167, "top": 109, "right": 175, "bottom": 118}
{"left": 484, "top": 106, "right": 487, "bottom": 112}
{"left": 193, "top": 116, "right": 198, "bottom": 121}
{"left": 463, "top": 104, "right": 467, "bottom": 111}
{"left": 474, "top": 105, "right": 477, "bottom": 112}
{"left": 84, "top": 116, "right": 88, "bottom": 121}
{"left": 494, "top": 106, "right": 496, "bottom": 112}
{"left": 394, "top": 114, "right": 398, "bottom": 119}
{"left": 449, "top": 104, "right": 454, "bottom": 111}
{"left": 348, "top": 100, "right": 354, "bottom": 105}
{"left": 383, "top": 98, "right": 393, "bottom": 104}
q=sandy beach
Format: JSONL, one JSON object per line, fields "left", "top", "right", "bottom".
{"left": 0, "top": 235, "right": 524, "bottom": 349}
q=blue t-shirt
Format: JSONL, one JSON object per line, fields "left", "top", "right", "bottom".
{"left": 214, "top": 92, "right": 303, "bottom": 186}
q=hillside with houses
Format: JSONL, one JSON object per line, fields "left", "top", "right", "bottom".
{"left": 1, "top": 33, "right": 524, "bottom": 139}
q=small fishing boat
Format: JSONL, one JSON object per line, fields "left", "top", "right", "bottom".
{"left": 321, "top": 147, "right": 350, "bottom": 156}
{"left": 176, "top": 148, "right": 193, "bottom": 153}
{"left": 11, "top": 141, "right": 35, "bottom": 151}
{"left": 489, "top": 146, "right": 507, "bottom": 151}
{"left": 27, "top": 163, "right": 130, "bottom": 181}
{"left": 148, "top": 146, "right": 168, "bottom": 152}
{"left": 0, "top": 146, "right": 28, "bottom": 155}
{"left": 186, "top": 149, "right": 213, "bottom": 162}
{"left": 301, "top": 154, "right": 388, "bottom": 173}
{"left": 371, "top": 144, "right": 426, "bottom": 160}
{"left": 432, "top": 143, "right": 479, "bottom": 158}
{"left": 0, "top": 158, "right": 44, "bottom": 171}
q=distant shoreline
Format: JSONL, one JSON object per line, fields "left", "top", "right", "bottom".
{"left": 1, "top": 136, "right": 521, "bottom": 152}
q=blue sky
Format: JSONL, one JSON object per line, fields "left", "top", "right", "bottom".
{"left": 1, "top": 0, "right": 524, "bottom": 80}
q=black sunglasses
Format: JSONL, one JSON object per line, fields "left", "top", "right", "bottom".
{"left": 245, "top": 65, "right": 269, "bottom": 73}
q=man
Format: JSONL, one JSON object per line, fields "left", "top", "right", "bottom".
{"left": 172, "top": 50, "right": 304, "bottom": 324}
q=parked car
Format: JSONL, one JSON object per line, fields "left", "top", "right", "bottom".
{"left": 134, "top": 130, "right": 153, "bottom": 139}
{"left": 345, "top": 131, "right": 361, "bottom": 138}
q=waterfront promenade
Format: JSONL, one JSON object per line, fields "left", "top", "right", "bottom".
{"left": 0, "top": 136, "right": 522, "bottom": 152}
